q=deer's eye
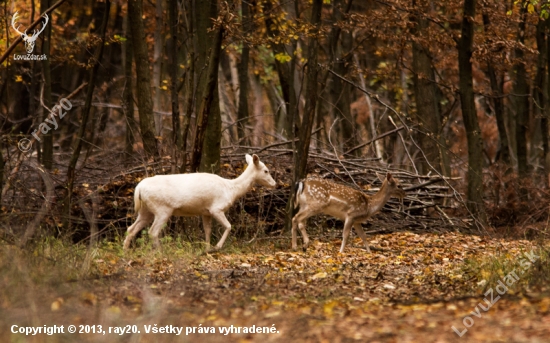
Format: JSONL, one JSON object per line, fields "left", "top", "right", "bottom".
{"left": 264, "top": 170, "right": 268, "bottom": 174}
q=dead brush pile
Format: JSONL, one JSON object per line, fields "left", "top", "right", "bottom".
{"left": 2, "top": 147, "right": 469, "bottom": 245}
{"left": 88, "top": 147, "right": 468, "bottom": 242}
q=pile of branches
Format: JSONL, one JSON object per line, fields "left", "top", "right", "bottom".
{"left": 222, "top": 145, "right": 469, "bottom": 235}
{"left": 1, "top": 143, "right": 470, "bottom": 245}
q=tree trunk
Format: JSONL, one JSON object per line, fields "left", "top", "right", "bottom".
{"left": 40, "top": 0, "right": 53, "bottom": 170}
{"left": 152, "top": 0, "right": 165, "bottom": 135}
{"left": 169, "top": 0, "right": 181, "bottom": 173}
{"left": 535, "top": 18, "right": 548, "bottom": 186}
{"left": 236, "top": 0, "right": 252, "bottom": 141}
{"left": 190, "top": 28, "right": 224, "bottom": 172}
{"left": 482, "top": 12, "right": 510, "bottom": 165}
{"left": 128, "top": 0, "right": 160, "bottom": 160}
{"left": 193, "top": 0, "right": 222, "bottom": 173}
{"left": 122, "top": 15, "right": 135, "bottom": 158}
{"left": 285, "top": 0, "right": 323, "bottom": 233}
{"left": 322, "top": 0, "right": 355, "bottom": 154}
{"left": 514, "top": 3, "right": 529, "bottom": 178}
{"left": 263, "top": 0, "right": 297, "bottom": 138}
{"left": 180, "top": 0, "right": 195, "bottom": 173}
{"left": 64, "top": 0, "right": 110, "bottom": 230}
{"left": 546, "top": 18, "right": 550, "bottom": 187}
{"left": 0, "top": 139, "right": 4, "bottom": 205}
{"left": 458, "top": 0, "right": 487, "bottom": 225}
{"left": 411, "top": 0, "right": 449, "bottom": 175}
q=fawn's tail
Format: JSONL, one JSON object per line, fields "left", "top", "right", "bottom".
{"left": 294, "top": 181, "right": 304, "bottom": 209}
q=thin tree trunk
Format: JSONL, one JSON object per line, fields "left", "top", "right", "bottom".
{"left": 535, "top": 18, "right": 548, "bottom": 186}
{"left": 64, "top": 0, "right": 110, "bottom": 230}
{"left": 411, "top": 0, "right": 448, "bottom": 175}
{"left": 236, "top": 0, "right": 251, "bottom": 141}
{"left": 0, "top": 139, "right": 4, "bottom": 204}
{"left": 153, "top": 0, "right": 165, "bottom": 135}
{"left": 194, "top": 0, "right": 222, "bottom": 173}
{"left": 263, "top": 0, "right": 297, "bottom": 138}
{"left": 128, "top": 0, "right": 160, "bottom": 160}
{"left": 514, "top": 2, "right": 529, "bottom": 178}
{"left": 285, "top": 0, "right": 323, "bottom": 233}
{"left": 190, "top": 27, "right": 224, "bottom": 172}
{"left": 325, "top": 0, "right": 355, "bottom": 154}
{"left": 546, "top": 18, "right": 550, "bottom": 187}
{"left": 458, "top": 0, "right": 487, "bottom": 225}
{"left": 483, "top": 11, "right": 510, "bottom": 165}
{"left": 28, "top": 1, "right": 38, "bottom": 154}
{"left": 40, "top": 0, "right": 53, "bottom": 170}
{"left": 180, "top": 0, "right": 194, "bottom": 173}
{"left": 122, "top": 15, "right": 135, "bottom": 158}
{"left": 169, "top": 0, "right": 181, "bottom": 173}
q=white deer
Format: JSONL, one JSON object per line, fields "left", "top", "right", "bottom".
{"left": 12, "top": 12, "right": 49, "bottom": 54}
{"left": 123, "top": 154, "right": 276, "bottom": 250}
{"left": 292, "top": 172, "right": 405, "bottom": 253}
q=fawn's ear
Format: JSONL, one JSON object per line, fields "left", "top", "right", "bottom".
{"left": 376, "top": 172, "right": 385, "bottom": 183}
{"left": 386, "top": 172, "right": 393, "bottom": 181}
{"left": 252, "top": 154, "right": 260, "bottom": 166}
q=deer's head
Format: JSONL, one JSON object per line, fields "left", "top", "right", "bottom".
{"left": 246, "top": 154, "right": 276, "bottom": 189}
{"left": 377, "top": 172, "right": 405, "bottom": 201}
{"left": 12, "top": 12, "right": 49, "bottom": 54}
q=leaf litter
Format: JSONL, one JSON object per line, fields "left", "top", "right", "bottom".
{"left": 1, "top": 231, "right": 549, "bottom": 342}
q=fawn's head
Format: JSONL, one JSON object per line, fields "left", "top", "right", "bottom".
{"left": 246, "top": 154, "right": 277, "bottom": 189}
{"left": 377, "top": 172, "right": 405, "bottom": 201}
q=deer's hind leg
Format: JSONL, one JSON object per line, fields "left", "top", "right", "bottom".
{"left": 353, "top": 222, "right": 371, "bottom": 253}
{"left": 291, "top": 206, "right": 315, "bottom": 251}
{"left": 124, "top": 210, "right": 154, "bottom": 250}
{"left": 148, "top": 212, "right": 171, "bottom": 249}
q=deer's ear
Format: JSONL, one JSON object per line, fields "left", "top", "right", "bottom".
{"left": 252, "top": 154, "right": 260, "bottom": 166}
{"left": 245, "top": 154, "right": 253, "bottom": 165}
{"left": 386, "top": 172, "right": 392, "bottom": 181}
{"left": 376, "top": 172, "right": 384, "bottom": 183}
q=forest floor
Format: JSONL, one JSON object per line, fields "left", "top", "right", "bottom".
{"left": 1, "top": 230, "right": 550, "bottom": 342}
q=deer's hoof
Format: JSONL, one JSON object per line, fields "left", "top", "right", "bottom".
{"left": 209, "top": 245, "right": 222, "bottom": 253}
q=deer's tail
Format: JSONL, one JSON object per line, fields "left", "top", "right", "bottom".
{"left": 134, "top": 184, "right": 142, "bottom": 213}
{"left": 294, "top": 181, "right": 304, "bottom": 209}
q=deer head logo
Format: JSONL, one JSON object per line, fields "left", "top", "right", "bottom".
{"left": 11, "top": 11, "right": 49, "bottom": 54}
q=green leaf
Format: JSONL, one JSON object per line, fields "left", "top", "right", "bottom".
{"left": 274, "top": 52, "right": 292, "bottom": 63}
{"left": 114, "top": 34, "right": 127, "bottom": 42}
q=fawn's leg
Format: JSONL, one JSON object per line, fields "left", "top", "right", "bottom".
{"left": 340, "top": 218, "right": 354, "bottom": 253}
{"left": 353, "top": 222, "right": 371, "bottom": 253}
{"left": 291, "top": 208, "right": 311, "bottom": 250}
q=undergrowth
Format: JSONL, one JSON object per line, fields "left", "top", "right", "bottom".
{"left": 463, "top": 245, "right": 550, "bottom": 296}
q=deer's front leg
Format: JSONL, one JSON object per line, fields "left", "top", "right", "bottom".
{"left": 202, "top": 215, "right": 212, "bottom": 249}
{"left": 291, "top": 210, "right": 310, "bottom": 251}
{"left": 291, "top": 216, "right": 298, "bottom": 250}
{"left": 340, "top": 218, "right": 354, "bottom": 253}
{"left": 211, "top": 211, "right": 232, "bottom": 250}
